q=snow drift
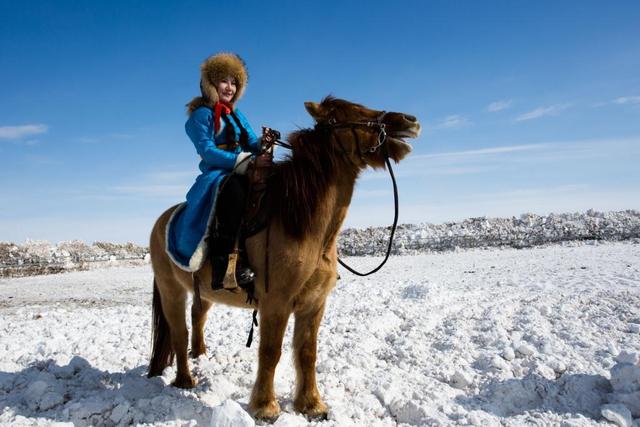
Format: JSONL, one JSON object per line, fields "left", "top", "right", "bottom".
{"left": 1, "top": 241, "right": 639, "bottom": 425}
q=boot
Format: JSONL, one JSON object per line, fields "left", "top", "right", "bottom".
{"left": 236, "top": 261, "right": 255, "bottom": 286}
{"left": 236, "top": 241, "right": 255, "bottom": 287}
{"left": 211, "top": 255, "right": 255, "bottom": 290}
{"left": 209, "top": 227, "right": 236, "bottom": 290}
{"left": 210, "top": 255, "right": 229, "bottom": 290}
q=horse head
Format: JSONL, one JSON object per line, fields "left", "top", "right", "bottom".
{"left": 304, "top": 96, "right": 421, "bottom": 169}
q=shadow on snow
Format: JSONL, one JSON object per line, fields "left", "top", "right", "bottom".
{"left": 456, "top": 372, "right": 611, "bottom": 420}
{"left": 0, "top": 356, "right": 224, "bottom": 426}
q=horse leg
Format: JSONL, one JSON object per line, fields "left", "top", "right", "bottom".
{"left": 190, "top": 297, "right": 213, "bottom": 358}
{"left": 249, "top": 308, "right": 289, "bottom": 420}
{"left": 159, "top": 287, "right": 195, "bottom": 388}
{"left": 292, "top": 303, "right": 328, "bottom": 418}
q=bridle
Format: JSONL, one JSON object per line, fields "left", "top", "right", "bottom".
{"left": 272, "top": 111, "right": 388, "bottom": 158}
{"left": 273, "top": 110, "right": 400, "bottom": 277}
{"left": 315, "top": 110, "right": 388, "bottom": 163}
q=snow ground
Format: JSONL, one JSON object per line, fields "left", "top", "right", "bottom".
{"left": 1, "top": 242, "right": 639, "bottom": 426}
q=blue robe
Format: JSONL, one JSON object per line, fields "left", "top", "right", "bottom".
{"left": 166, "top": 106, "right": 261, "bottom": 271}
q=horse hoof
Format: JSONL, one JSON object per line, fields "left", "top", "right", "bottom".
{"left": 189, "top": 348, "right": 206, "bottom": 359}
{"left": 294, "top": 399, "right": 328, "bottom": 420}
{"left": 250, "top": 400, "right": 281, "bottom": 421}
{"left": 172, "top": 375, "right": 197, "bottom": 389}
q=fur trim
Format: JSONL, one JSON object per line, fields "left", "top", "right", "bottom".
{"left": 185, "top": 96, "right": 211, "bottom": 114}
{"left": 186, "top": 52, "right": 249, "bottom": 114}
{"left": 188, "top": 241, "right": 206, "bottom": 271}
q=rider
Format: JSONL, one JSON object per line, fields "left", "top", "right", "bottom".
{"left": 179, "top": 52, "right": 277, "bottom": 290}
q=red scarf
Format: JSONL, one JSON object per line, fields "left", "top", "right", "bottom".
{"left": 214, "top": 101, "right": 232, "bottom": 135}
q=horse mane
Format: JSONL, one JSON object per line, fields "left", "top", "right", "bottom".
{"left": 268, "top": 126, "right": 355, "bottom": 239}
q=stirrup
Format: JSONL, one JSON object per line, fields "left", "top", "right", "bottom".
{"left": 221, "top": 251, "right": 240, "bottom": 290}
{"left": 212, "top": 238, "right": 255, "bottom": 292}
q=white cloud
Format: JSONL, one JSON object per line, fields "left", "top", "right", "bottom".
{"left": 56, "top": 168, "right": 194, "bottom": 201}
{"left": 105, "top": 169, "right": 194, "bottom": 199}
{"left": 0, "top": 124, "right": 48, "bottom": 140}
{"left": 74, "top": 132, "right": 134, "bottom": 145}
{"left": 470, "top": 184, "right": 589, "bottom": 200}
{"left": 421, "top": 166, "right": 496, "bottom": 175}
{"left": 435, "top": 115, "right": 470, "bottom": 129}
{"left": 353, "top": 189, "right": 392, "bottom": 198}
{"left": 361, "top": 165, "right": 496, "bottom": 181}
{"left": 411, "top": 143, "right": 550, "bottom": 161}
{"left": 362, "top": 137, "right": 640, "bottom": 183}
{"left": 486, "top": 100, "right": 512, "bottom": 112}
{"left": 515, "top": 104, "right": 571, "bottom": 122}
{"left": 613, "top": 96, "right": 640, "bottom": 105}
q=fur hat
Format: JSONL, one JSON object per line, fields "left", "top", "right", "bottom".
{"left": 186, "top": 53, "right": 248, "bottom": 114}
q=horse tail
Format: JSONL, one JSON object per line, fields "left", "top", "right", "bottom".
{"left": 147, "top": 278, "right": 174, "bottom": 377}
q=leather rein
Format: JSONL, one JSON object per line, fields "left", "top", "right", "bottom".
{"left": 273, "top": 111, "right": 400, "bottom": 277}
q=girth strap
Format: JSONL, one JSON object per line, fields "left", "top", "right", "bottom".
{"left": 245, "top": 309, "right": 259, "bottom": 347}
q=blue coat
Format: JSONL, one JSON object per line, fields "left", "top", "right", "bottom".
{"left": 166, "top": 106, "right": 261, "bottom": 271}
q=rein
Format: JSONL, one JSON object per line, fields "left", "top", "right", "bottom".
{"left": 274, "top": 112, "right": 400, "bottom": 276}
{"left": 337, "top": 154, "right": 398, "bottom": 276}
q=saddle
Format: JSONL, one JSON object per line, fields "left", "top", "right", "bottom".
{"left": 243, "top": 151, "right": 274, "bottom": 238}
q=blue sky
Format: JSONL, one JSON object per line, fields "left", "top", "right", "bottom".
{"left": 1, "top": 1, "right": 639, "bottom": 244}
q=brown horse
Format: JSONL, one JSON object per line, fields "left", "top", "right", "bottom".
{"left": 147, "top": 97, "right": 420, "bottom": 420}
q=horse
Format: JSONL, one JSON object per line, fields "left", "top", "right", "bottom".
{"left": 147, "top": 96, "right": 420, "bottom": 420}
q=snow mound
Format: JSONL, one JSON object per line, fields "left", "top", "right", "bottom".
{"left": 209, "top": 399, "right": 254, "bottom": 427}
{"left": 339, "top": 209, "right": 640, "bottom": 256}
{"left": 0, "top": 240, "right": 148, "bottom": 278}
{"left": 607, "top": 355, "right": 640, "bottom": 418}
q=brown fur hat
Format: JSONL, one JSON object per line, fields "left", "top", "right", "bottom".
{"left": 186, "top": 53, "right": 249, "bottom": 114}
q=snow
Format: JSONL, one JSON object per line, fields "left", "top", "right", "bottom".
{"left": 0, "top": 241, "right": 639, "bottom": 425}
{"left": 601, "top": 404, "right": 632, "bottom": 427}
{"left": 209, "top": 400, "right": 254, "bottom": 427}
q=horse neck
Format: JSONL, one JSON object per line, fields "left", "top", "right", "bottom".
{"left": 269, "top": 128, "right": 362, "bottom": 244}
{"left": 312, "top": 170, "right": 359, "bottom": 252}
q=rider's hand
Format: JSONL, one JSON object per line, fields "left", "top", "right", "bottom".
{"left": 261, "top": 127, "right": 281, "bottom": 146}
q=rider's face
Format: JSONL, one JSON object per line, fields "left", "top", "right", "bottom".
{"left": 217, "top": 77, "right": 237, "bottom": 103}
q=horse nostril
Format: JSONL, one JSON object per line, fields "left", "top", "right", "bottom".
{"left": 404, "top": 114, "right": 417, "bottom": 123}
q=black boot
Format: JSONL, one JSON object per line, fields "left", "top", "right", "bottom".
{"left": 210, "top": 255, "right": 229, "bottom": 290}
{"left": 211, "top": 254, "right": 254, "bottom": 290}
{"left": 236, "top": 241, "right": 255, "bottom": 287}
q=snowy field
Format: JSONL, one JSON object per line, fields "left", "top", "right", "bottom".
{"left": 1, "top": 242, "right": 640, "bottom": 426}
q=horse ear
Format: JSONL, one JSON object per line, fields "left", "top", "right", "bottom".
{"left": 304, "top": 101, "right": 326, "bottom": 121}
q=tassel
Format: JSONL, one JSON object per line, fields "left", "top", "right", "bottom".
{"left": 245, "top": 309, "right": 259, "bottom": 348}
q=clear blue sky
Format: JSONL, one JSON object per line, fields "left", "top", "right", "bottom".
{"left": 1, "top": 1, "right": 639, "bottom": 244}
